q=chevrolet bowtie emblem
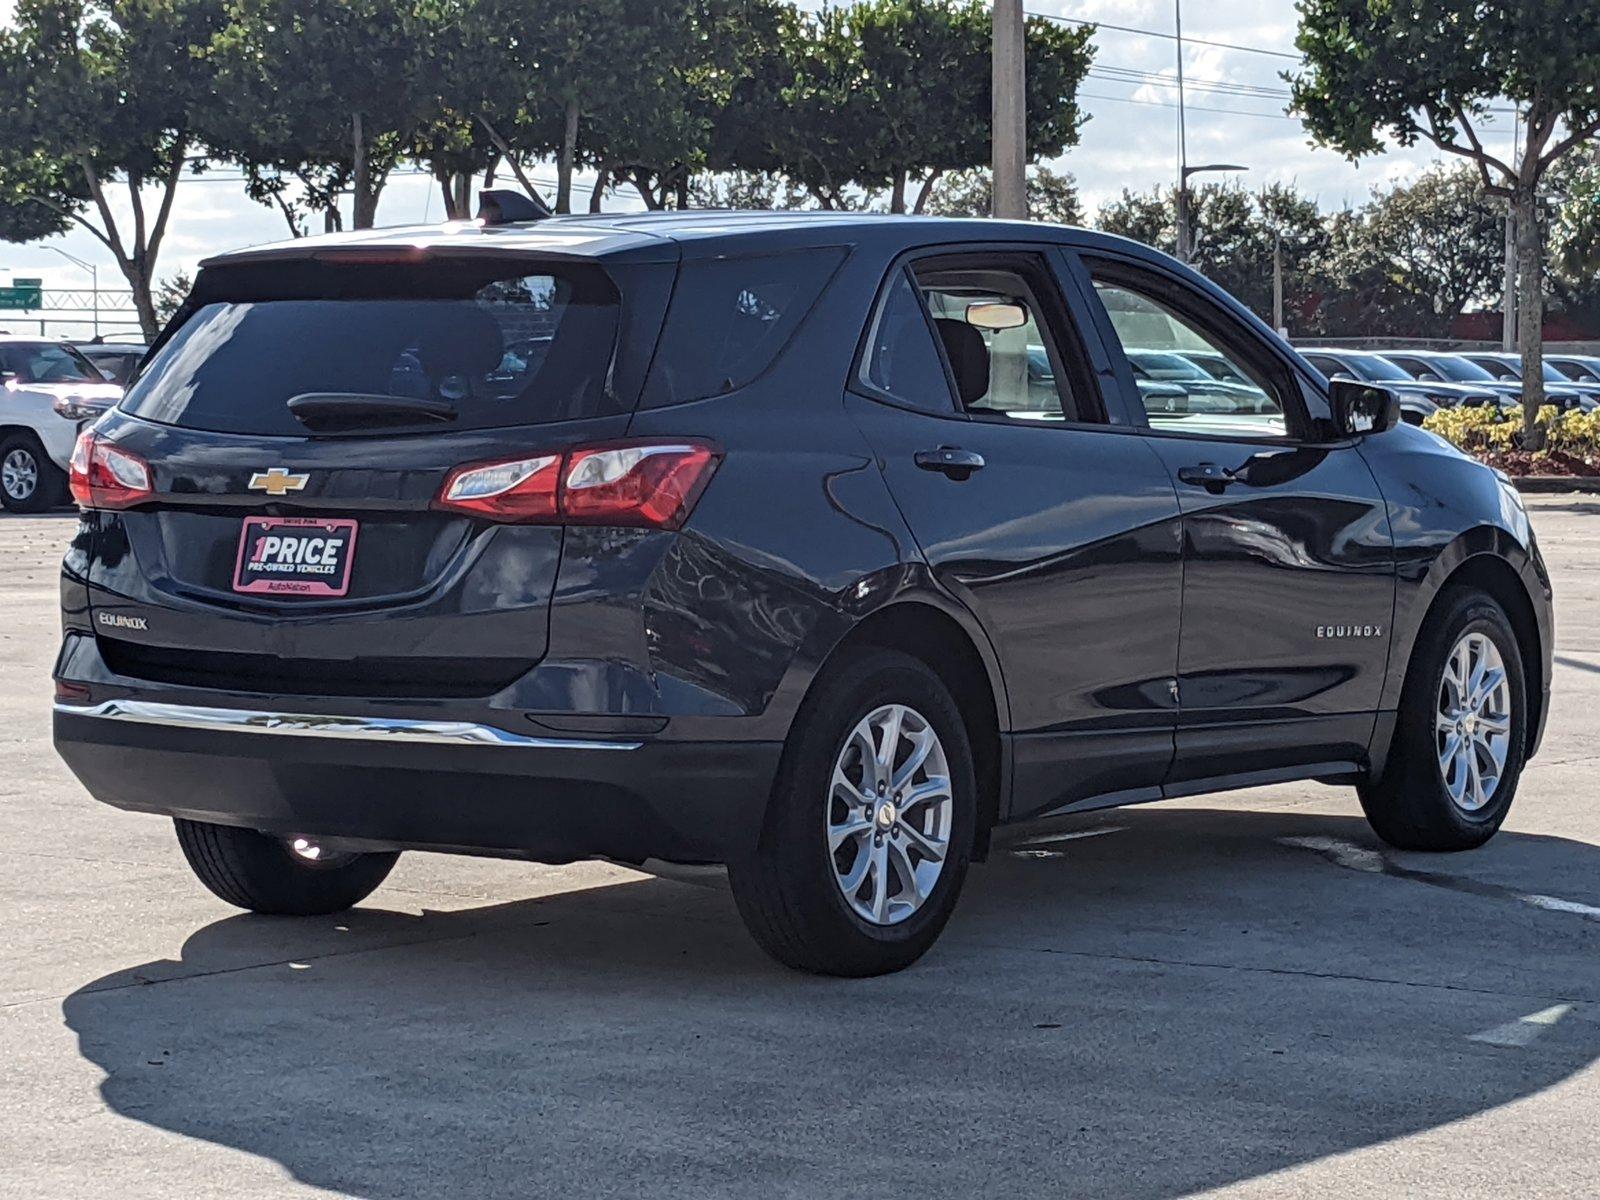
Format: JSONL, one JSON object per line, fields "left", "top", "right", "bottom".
{"left": 248, "top": 468, "right": 310, "bottom": 497}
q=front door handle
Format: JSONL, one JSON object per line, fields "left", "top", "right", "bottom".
{"left": 915, "top": 446, "right": 986, "bottom": 480}
{"left": 1177, "top": 462, "right": 1237, "bottom": 494}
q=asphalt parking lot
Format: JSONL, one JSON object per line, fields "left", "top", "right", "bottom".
{"left": 2, "top": 498, "right": 1599, "bottom": 1199}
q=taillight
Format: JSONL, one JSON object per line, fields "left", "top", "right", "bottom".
{"left": 561, "top": 443, "right": 718, "bottom": 528}
{"left": 435, "top": 440, "right": 719, "bottom": 529}
{"left": 69, "top": 430, "right": 152, "bottom": 510}
{"left": 437, "top": 454, "right": 560, "bottom": 521}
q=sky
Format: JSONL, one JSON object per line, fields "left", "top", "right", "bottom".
{"left": 1, "top": 0, "right": 1522, "bottom": 340}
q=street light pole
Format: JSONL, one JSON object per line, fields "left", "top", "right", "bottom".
{"left": 1177, "top": 163, "right": 1249, "bottom": 265}
{"left": 43, "top": 245, "right": 99, "bottom": 338}
{"left": 992, "top": 0, "right": 1027, "bottom": 220}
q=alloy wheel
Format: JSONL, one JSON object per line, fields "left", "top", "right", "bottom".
{"left": 1436, "top": 631, "right": 1513, "bottom": 813}
{"left": 826, "top": 703, "right": 953, "bottom": 925}
{"left": 2, "top": 448, "right": 38, "bottom": 502}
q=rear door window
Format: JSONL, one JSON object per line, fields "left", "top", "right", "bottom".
{"left": 646, "top": 248, "right": 845, "bottom": 405}
{"left": 121, "top": 264, "right": 622, "bottom": 435}
{"left": 909, "top": 255, "right": 1103, "bottom": 424}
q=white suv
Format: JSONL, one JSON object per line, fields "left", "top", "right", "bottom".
{"left": 0, "top": 337, "right": 122, "bottom": 512}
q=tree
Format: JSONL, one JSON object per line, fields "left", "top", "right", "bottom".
{"left": 153, "top": 271, "right": 193, "bottom": 327}
{"left": 924, "top": 165, "right": 1083, "bottom": 224}
{"left": 1548, "top": 144, "right": 1600, "bottom": 329}
{"left": 0, "top": 0, "right": 225, "bottom": 339}
{"left": 207, "top": 0, "right": 435, "bottom": 231}
{"left": 724, "top": 0, "right": 1092, "bottom": 213}
{"left": 687, "top": 170, "right": 812, "bottom": 210}
{"left": 1324, "top": 166, "right": 1503, "bottom": 338}
{"left": 1292, "top": 0, "right": 1600, "bottom": 441}
{"left": 1095, "top": 187, "right": 1173, "bottom": 249}
{"left": 1094, "top": 183, "right": 1330, "bottom": 333}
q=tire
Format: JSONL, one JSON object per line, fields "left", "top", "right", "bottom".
{"left": 174, "top": 819, "right": 399, "bottom": 915}
{"left": 1359, "top": 587, "right": 1528, "bottom": 851}
{"left": 0, "top": 433, "right": 67, "bottom": 513}
{"left": 729, "top": 649, "right": 977, "bottom": 976}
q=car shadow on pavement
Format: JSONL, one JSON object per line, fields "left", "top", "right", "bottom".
{"left": 63, "top": 806, "right": 1600, "bottom": 1199}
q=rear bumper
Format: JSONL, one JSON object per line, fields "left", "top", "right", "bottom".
{"left": 53, "top": 700, "right": 780, "bottom": 865}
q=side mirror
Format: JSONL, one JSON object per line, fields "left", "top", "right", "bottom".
{"left": 966, "top": 302, "right": 1028, "bottom": 331}
{"left": 1330, "top": 378, "right": 1401, "bottom": 438}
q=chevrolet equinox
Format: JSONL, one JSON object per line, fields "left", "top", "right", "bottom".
{"left": 52, "top": 206, "right": 1554, "bottom": 976}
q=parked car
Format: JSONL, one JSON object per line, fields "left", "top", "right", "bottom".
{"left": 52, "top": 209, "right": 1553, "bottom": 976}
{"left": 0, "top": 336, "right": 123, "bottom": 511}
{"left": 1179, "top": 347, "right": 1257, "bottom": 387}
{"left": 1460, "top": 351, "right": 1600, "bottom": 411}
{"left": 1295, "top": 347, "right": 1485, "bottom": 423}
{"left": 74, "top": 340, "right": 149, "bottom": 386}
{"left": 1541, "top": 353, "right": 1600, "bottom": 388}
{"left": 1375, "top": 349, "right": 1566, "bottom": 413}
{"left": 1123, "top": 349, "right": 1277, "bottom": 414}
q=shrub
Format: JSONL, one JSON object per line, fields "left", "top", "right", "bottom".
{"left": 1422, "top": 404, "right": 1600, "bottom": 473}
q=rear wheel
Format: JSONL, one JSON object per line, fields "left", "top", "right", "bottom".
{"left": 174, "top": 819, "right": 399, "bottom": 915}
{"left": 0, "top": 434, "right": 66, "bottom": 513}
{"left": 729, "top": 650, "right": 976, "bottom": 976}
{"left": 1359, "top": 588, "right": 1527, "bottom": 851}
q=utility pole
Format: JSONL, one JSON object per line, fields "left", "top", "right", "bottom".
{"left": 1174, "top": 0, "right": 1190, "bottom": 259}
{"left": 1272, "top": 233, "right": 1285, "bottom": 335}
{"left": 992, "top": 0, "right": 1027, "bottom": 220}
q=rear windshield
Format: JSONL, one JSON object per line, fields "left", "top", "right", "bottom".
{"left": 0, "top": 341, "right": 105, "bottom": 384}
{"left": 122, "top": 263, "right": 621, "bottom": 435}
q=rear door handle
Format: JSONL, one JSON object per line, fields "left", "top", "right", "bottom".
{"left": 1176, "top": 462, "right": 1237, "bottom": 494}
{"left": 915, "top": 446, "right": 986, "bottom": 479}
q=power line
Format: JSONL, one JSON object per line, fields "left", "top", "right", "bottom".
{"left": 1029, "top": 8, "right": 1302, "bottom": 61}
{"left": 1078, "top": 91, "right": 1301, "bottom": 123}
{"left": 1090, "top": 64, "right": 1291, "bottom": 102}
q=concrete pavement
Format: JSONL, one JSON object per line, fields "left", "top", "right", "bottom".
{"left": 3, "top": 497, "right": 1599, "bottom": 1198}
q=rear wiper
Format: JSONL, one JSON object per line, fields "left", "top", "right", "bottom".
{"left": 286, "top": 392, "right": 458, "bottom": 429}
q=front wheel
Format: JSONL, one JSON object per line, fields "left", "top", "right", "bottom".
{"left": 174, "top": 819, "right": 399, "bottom": 915}
{"left": 0, "top": 434, "right": 66, "bottom": 513}
{"left": 1359, "top": 588, "right": 1528, "bottom": 851}
{"left": 729, "top": 649, "right": 976, "bottom": 976}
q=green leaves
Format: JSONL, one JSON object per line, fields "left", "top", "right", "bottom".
{"left": 711, "top": 0, "right": 1092, "bottom": 211}
{"left": 1292, "top": 0, "right": 1600, "bottom": 186}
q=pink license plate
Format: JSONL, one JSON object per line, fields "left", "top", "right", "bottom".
{"left": 233, "top": 516, "right": 359, "bottom": 597}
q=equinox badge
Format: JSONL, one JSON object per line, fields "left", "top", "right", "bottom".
{"left": 248, "top": 468, "right": 310, "bottom": 496}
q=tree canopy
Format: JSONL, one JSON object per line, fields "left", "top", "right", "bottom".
{"left": 0, "top": 0, "right": 225, "bottom": 337}
{"left": 1291, "top": 0, "right": 1600, "bottom": 434}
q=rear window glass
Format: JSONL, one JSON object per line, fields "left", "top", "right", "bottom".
{"left": 121, "top": 265, "right": 621, "bottom": 435}
{"left": 0, "top": 342, "right": 104, "bottom": 384}
{"left": 648, "top": 248, "right": 845, "bottom": 405}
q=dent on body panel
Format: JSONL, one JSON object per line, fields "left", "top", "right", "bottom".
{"left": 642, "top": 458, "right": 916, "bottom": 725}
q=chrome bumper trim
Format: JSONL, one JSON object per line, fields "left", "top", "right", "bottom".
{"left": 55, "top": 699, "right": 642, "bottom": 751}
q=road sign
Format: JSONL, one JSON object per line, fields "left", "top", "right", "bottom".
{"left": 0, "top": 279, "right": 44, "bottom": 311}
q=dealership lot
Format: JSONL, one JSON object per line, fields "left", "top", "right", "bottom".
{"left": 3, "top": 498, "right": 1600, "bottom": 1199}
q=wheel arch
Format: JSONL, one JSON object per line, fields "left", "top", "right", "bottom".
{"left": 790, "top": 597, "right": 1010, "bottom": 861}
{"left": 0, "top": 424, "right": 46, "bottom": 446}
{"left": 1390, "top": 542, "right": 1547, "bottom": 762}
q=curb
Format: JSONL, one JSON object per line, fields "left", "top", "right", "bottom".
{"left": 1512, "top": 476, "right": 1600, "bottom": 494}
